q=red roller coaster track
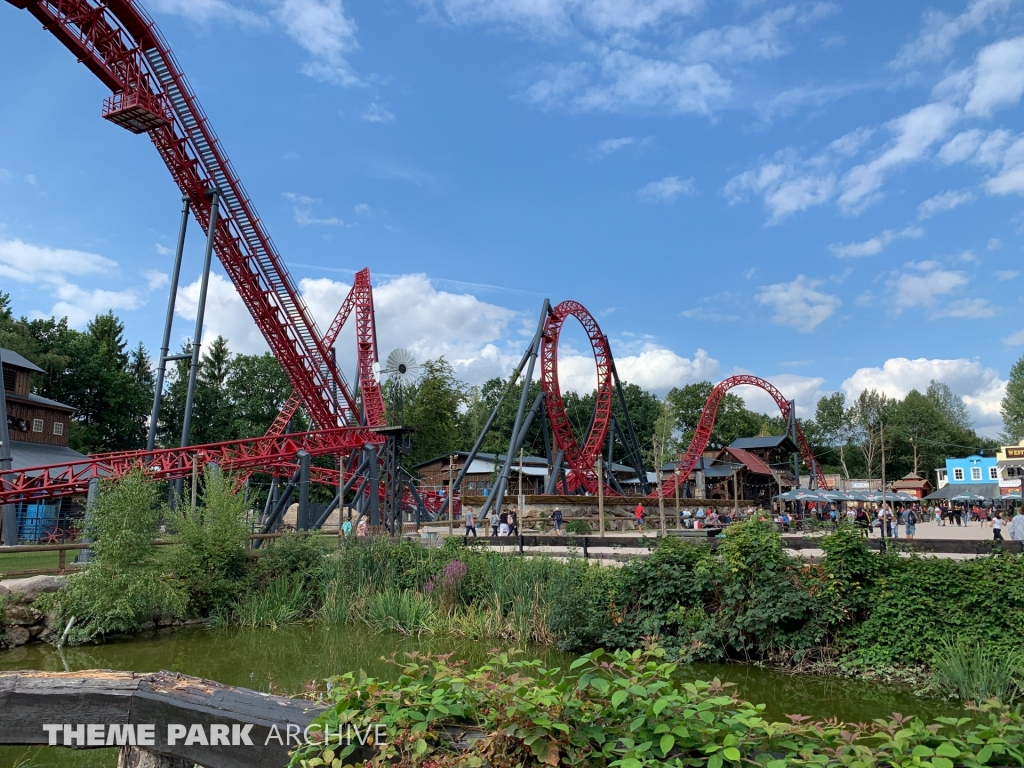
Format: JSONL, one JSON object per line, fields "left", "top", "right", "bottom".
{"left": 540, "top": 301, "right": 615, "bottom": 494}
{"left": 654, "top": 375, "right": 829, "bottom": 498}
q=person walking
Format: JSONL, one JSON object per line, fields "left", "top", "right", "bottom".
{"left": 489, "top": 509, "right": 500, "bottom": 537}
{"left": 464, "top": 506, "right": 477, "bottom": 538}
{"left": 634, "top": 502, "right": 645, "bottom": 532}
{"left": 498, "top": 509, "right": 510, "bottom": 537}
{"left": 553, "top": 508, "right": 563, "bottom": 534}
{"left": 1007, "top": 508, "right": 1024, "bottom": 541}
{"left": 509, "top": 508, "right": 519, "bottom": 536}
{"left": 905, "top": 506, "right": 917, "bottom": 540}
{"left": 994, "top": 512, "right": 1004, "bottom": 541}
{"left": 855, "top": 507, "right": 870, "bottom": 537}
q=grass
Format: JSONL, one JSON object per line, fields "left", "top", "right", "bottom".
{"left": 221, "top": 576, "right": 309, "bottom": 630}
{"left": 929, "top": 637, "right": 1024, "bottom": 702}
{"left": 363, "top": 589, "right": 434, "bottom": 635}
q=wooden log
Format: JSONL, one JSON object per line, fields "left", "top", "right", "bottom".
{"left": 118, "top": 746, "right": 193, "bottom": 768}
{"left": 0, "top": 669, "right": 332, "bottom": 768}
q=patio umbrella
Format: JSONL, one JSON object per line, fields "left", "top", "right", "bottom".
{"left": 774, "top": 489, "right": 828, "bottom": 502}
{"left": 820, "top": 491, "right": 852, "bottom": 502}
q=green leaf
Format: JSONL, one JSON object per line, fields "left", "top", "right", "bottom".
{"left": 660, "top": 735, "right": 675, "bottom": 755}
{"left": 723, "top": 747, "right": 741, "bottom": 762}
{"left": 935, "top": 743, "right": 960, "bottom": 758}
{"left": 612, "top": 690, "right": 629, "bottom": 709}
{"left": 708, "top": 753, "right": 724, "bottom": 768}
{"left": 932, "top": 758, "right": 954, "bottom": 768}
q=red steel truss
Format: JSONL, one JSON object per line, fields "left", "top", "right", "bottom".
{"left": 4, "top": 0, "right": 355, "bottom": 429}
{"left": 0, "top": 427, "right": 381, "bottom": 506}
{"left": 540, "top": 301, "right": 615, "bottom": 495}
{"left": 653, "top": 375, "right": 829, "bottom": 499}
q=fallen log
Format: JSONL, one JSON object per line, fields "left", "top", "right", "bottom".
{"left": 0, "top": 669, "right": 337, "bottom": 768}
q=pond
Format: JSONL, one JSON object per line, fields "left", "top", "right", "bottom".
{"left": 0, "top": 624, "right": 961, "bottom": 767}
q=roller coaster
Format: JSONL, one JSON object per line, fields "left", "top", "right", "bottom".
{"left": 0, "top": 0, "right": 828, "bottom": 532}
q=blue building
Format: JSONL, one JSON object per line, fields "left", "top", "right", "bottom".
{"left": 943, "top": 455, "right": 998, "bottom": 486}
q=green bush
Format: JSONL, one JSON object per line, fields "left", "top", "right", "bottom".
{"left": 292, "top": 643, "right": 1024, "bottom": 768}
{"left": 565, "top": 519, "right": 590, "bottom": 535}
{"left": 257, "top": 531, "right": 329, "bottom": 585}
{"left": 219, "top": 575, "right": 309, "bottom": 630}
{"left": 40, "top": 470, "right": 184, "bottom": 644}
{"left": 169, "top": 467, "right": 253, "bottom": 616}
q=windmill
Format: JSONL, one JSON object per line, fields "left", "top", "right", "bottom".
{"left": 382, "top": 349, "right": 421, "bottom": 424}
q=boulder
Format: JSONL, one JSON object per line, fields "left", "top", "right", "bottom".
{"left": 3, "top": 603, "right": 43, "bottom": 625}
{"left": 4, "top": 625, "right": 30, "bottom": 647}
{"left": 0, "top": 575, "right": 66, "bottom": 602}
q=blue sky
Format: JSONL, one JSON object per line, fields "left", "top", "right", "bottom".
{"left": 1, "top": 0, "right": 1023, "bottom": 435}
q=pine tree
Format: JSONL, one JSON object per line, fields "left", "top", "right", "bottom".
{"left": 1002, "top": 354, "right": 1024, "bottom": 442}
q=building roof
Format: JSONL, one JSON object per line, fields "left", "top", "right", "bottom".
{"left": 5, "top": 391, "right": 77, "bottom": 413}
{"left": 721, "top": 447, "right": 774, "bottom": 475}
{"left": 729, "top": 435, "right": 797, "bottom": 451}
{"left": 6, "top": 440, "right": 90, "bottom": 475}
{"left": 414, "top": 451, "right": 548, "bottom": 469}
{"left": 0, "top": 348, "right": 44, "bottom": 374}
{"left": 924, "top": 483, "right": 1002, "bottom": 500}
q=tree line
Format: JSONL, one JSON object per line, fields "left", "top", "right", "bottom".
{"left": 3, "top": 291, "right": 1023, "bottom": 485}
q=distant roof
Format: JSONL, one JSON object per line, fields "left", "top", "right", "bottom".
{"left": 6, "top": 391, "right": 76, "bottom": 412}
{"left": 0, "top": 348, "right": 43, "bottom": 374}
{"left": 414, "top": 451, "right": 548, "bottom": 469}
{"left": 721, "top": 447, "right": 773, "bottom": 475}
{"left": 729, "top": 435, "right": 796, "bottom": 450}
{"left": 6, "top": 441, "right": 90, "bottom": 476}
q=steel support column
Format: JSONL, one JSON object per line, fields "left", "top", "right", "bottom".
{"left": 295, "top": 450, "right": 310, "bottom": 530}
{"left": 147, "top": 195, "right": 190, "bottom": 451}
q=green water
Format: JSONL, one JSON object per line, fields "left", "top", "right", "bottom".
{"left": 0, "top": 624, "right": 960, "bottom": 767}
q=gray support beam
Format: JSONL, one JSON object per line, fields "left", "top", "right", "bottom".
{"left": 490, "top": 391, "right": 546, "bottom": 509}
{"left": 75, "top": 477, "right": 99, "bottom": 563}
{"left": 367, "top": 446, "right": 379, "bottom": 526}
{"left": 0, "top": 352, "right": 15, "bottom": 546}
{"left": 259, "top": 468, "right": 301, "bottom": 539}
{"left": 611, "top": 360, "right": 650, "bottom": 494}
{"left": 545, "top": 449, "right": 564, "bottom": 495}
{"left": 179, "top": 188, "right": 221, "bottom": 451}
{"left": 295, "top": 450, "right": 311, "bottom": 530}
{"left": 147, "top": 196, "right": 190, "bottom": 452}
{"left": 483, "top": 300, "right": 550, "bottom": 516}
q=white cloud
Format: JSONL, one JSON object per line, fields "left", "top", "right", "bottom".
{"left": 723, "top": 151, "right": 836, "bottom": 225}
{"left": 362, "top": 103, "right": 395, "bottom": 123}
{"left": 40, "top": 285, "right": 143, "bottom": 328}
{"left": 283, "top": 192, "right": 346, "bottom": 226}
{"left": 838, "top": 102, "right": 960, "bottom": 213}
{"left": 593, "top": 135, "right": 651, "bottom": 157}
{"left": 965, "top": 36, "right": 1024, "bottom": 117}
{"left": 1003, "top": 329, "right": 1024, "bottom": 345}
{"left": 938, "top": 129, "right": 985, "bottom": 164}
{"left": 154, "top": 243, "right": 174, "bottom": 256}
{"left": 426, "top": 0, "right": 702, "bottom": 35}
{"left": 637, "top": 175, "right": 694, "bottom": 203}
{"left": 558, "top": 345, "right": 719, "bottom": 395}
{"left": 988, "top": 237, "right": 1003, "bottom": 249}
{"left": 829, "top": 225, "right": 924, "bottom": 257}
{"left": 143, "top": 269, "right": 170, "bottom": 290}
{"left": 996, "top": 269, "right": 1019, "bottom": 280}
{"left": 841, "top": 357, "right": 1006, "bottom": 433}
{"left": 273, "top": 0, "right": 361, "bottom": 86}
{"left": 149, "top": 0, "right": 267, "bottom": 27}
{"left": 734, "top": 374, "right": 827, "bottom": 420}
{"left": 528, "top": 52, "right": 732, "bottom": 115}
{"left": 175, "top": 273, "right": 269, "bottom": 353}
{"left": 755, "top": 275, "right": 840, "bottom": 332}
{"left": 892, "top": 0, "right": 1014, "bottom": 68}
{"left": 882, "top": 260, "right": 994, "bottom": 319}
{"left": 678, "top": 5, "right": 799, "bottom": 66}
{"left": 917, "top": 189, "right": 975, "bottom": 218}
{"left": 0, "top": 238, "right": 116, "bottom": 282}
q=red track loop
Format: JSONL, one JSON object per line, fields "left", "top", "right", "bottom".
{"left": 654, "top": 375, "right": 828, "bottom": 499}
{"left": 540, "top": 301, "right": 616, "bottom": 495}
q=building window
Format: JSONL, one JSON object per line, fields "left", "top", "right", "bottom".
{"left": 32, "top": 419, "right": 43, "bottom": 433}
{"left": 971, "top": 466, "right": 982, "bottom": 481}
{"left": 953, "top": 467, "right": 964, "bottom": 481}
{"left": 990, "top": 466, "right": 999, "bottom": 481}
{"left": 53, "top": 422, "right": 64, "bottom": 437}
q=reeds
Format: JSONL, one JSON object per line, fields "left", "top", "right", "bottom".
{"left": 929, "top": 637, "right": 1024, "bottom": 702}
{"left": 227, "top": 577, "right": 309, "bottom": 630}
{"left": 363, "top": 589, "right": 435, "bottom": 635}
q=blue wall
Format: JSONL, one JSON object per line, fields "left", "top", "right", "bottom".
{"left": 945, "top": 455, "right": 998, "bottom": 485}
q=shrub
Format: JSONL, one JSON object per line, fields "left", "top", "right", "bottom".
{"left": 292, "top": 643, "right": 1024, "bottom": 768}
{"left": 257, "top": 531, "right": 329, "bottom": 585}
{"left": 40, "top": 470, "right": 184, "bottom": 644}
{"left": 929, "top": 636, "right": 1024, "bottom": 702}
{"left": 169, "top": 467, "right": 253, "bottom": 616}
{"left": 565, "top": 519, "right": 590, "bottom": 535}
{"left": 363, "top": 589, "right": 434, "bottom": 635}
{"left": 221, "top": 575, "right": 308, "bottom": 630}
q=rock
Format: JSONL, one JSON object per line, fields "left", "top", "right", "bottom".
{"left": 3, "top": 603, "right": 43, "bottom": 625}
{"left": 5, "top": 625, "right": 30, "bottom": 647}
{"left": 137, "top": 621, "right": 156, "bottom": 632}
{"left": 182, "top": 618, "right": 206, "bottom": 627}
{"left": 27, "top": 623, "right": 46, "bottom": 639}
{"left": 0, "top": 575, "right": 65, "bottom": 602}
{"left": 0, "top": 584, "right": 9, "bottom": 600}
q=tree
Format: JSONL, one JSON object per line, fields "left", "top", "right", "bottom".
{"left": 1003, "top": 354, "right": 1024, "bottom": 442}
{"left": 665, "top": 382, "right": 763, "bottom": 450}
{"left": 811, "top": 392, "right": 852, "bottom": 479}
{"left": 225, "top": 352, "right": 292, "bottom": 437}
{"left": 926, "top": 381, "right": 972, "bottom": 432}
{"left": 848, "top": 389, "right": 896, "bottom": 480}
{"left": 404, "top": 358, "right": 467, "bottom": 467}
